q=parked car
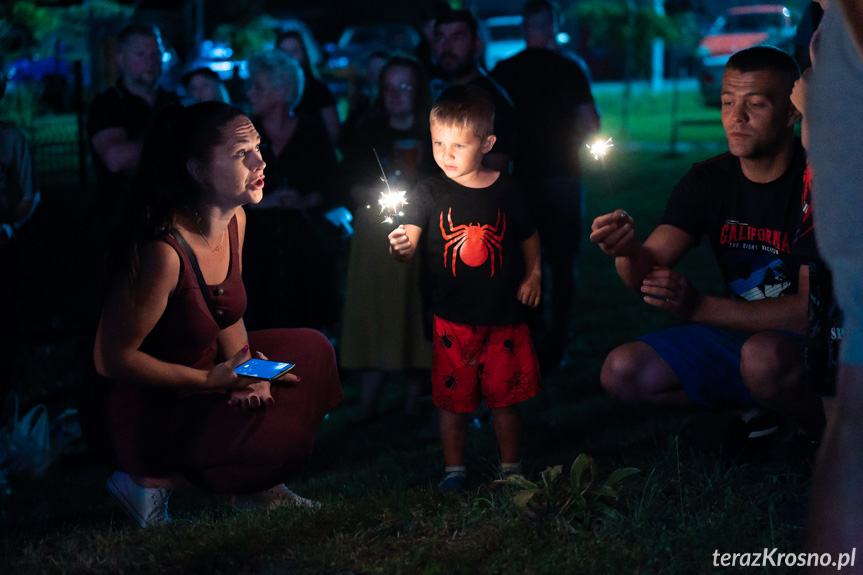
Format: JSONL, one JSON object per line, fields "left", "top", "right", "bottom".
{"left": 482, "top": 15, "right": 525, "bottom": 70}
{"left": 696, "top": 4, "right": 796, "bottom": 105}
{"left": 323, "top": 23, "right": 420, "bottom": 77}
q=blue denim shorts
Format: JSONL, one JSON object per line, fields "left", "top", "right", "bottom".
{"left": 639, "top": 324, "right": 802, "bottom": 409}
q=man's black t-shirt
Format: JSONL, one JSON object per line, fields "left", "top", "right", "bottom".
{"left": 403, "top": 172, "right": 536, "bottom": 326}
{"left": 86, "top": 81, "right": 180, "bottom": 199}
{"left": 493, "top": 48, "right": 595, "bottom": 177}
{"left": 661, "top": 139, "right": 814, "bottom": 301}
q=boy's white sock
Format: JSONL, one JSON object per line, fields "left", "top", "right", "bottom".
{"left": 500, "top": 462, "right": 522, "bottom": 476}
{"left": 443, "top": 465, "right": 467, "bottom": 478}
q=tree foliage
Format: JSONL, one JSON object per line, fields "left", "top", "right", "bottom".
{"left": 568, "top": 0, "right": 684, "bottom": 79}
{"left": 0, "top": 0, "right": 132, "bottom": 63}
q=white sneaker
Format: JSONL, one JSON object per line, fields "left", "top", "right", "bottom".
{"left": 106, "top": 471, "right": 171, "bottom": 528}
{"left": 234, "top": 484, "right": 320, "bottom": 510}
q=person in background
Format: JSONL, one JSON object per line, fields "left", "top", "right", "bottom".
{"left": 415, "top": 0, "right": 452, "bottom": 79}
{"left": 87, "top": 24, "right": 180, "bottom": 232}
{"left": 799, "top": 0, "right": 863, "bottom": 566}
{"left": 431, "top": 9, "right": 517, "bottom": 173}
{"left": 341, "top": 49, "right": 391, "bottom": 143}
{"left": 388, "top": 85, "right": 542, "bottom": 491}
{"left": 79, "top": 102, "right": 342, "bottom": 528}
{"left": 590, "top": 46, "right": 824, "bottom": 446}
{"left": 242, "top": 49, "right": 341, "bottom": 336}
{"left": 0, "top": 71, "right": 41, "bottom": 403}
{"left": 276, "top": 28, "right": 341, "bottom": 145}
{"left": 180, "top": 67, "right": 231, "bottom": 105}
{"left": 339, "top": 55, "right": 437, "bottom": 423}
{"left": 492, "top": 0, "right": 601, "bottom": 370}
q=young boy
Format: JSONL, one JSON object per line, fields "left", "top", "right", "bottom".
{"left": 388, "top": 85, "right": 542, "bottom": 491}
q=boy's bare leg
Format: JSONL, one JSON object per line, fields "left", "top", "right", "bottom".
{"left": 490, "top": 405, "right": 522, "bottom": 464}
{"left": 807, "top": 364, "right": 863, "bottom": 571}
{"left": 439, "top": 409, "right": 467, "bottom": 467}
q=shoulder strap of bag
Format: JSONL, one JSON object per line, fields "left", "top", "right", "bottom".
{"left": 168, "top": 230, "right": 217, "bottom": 318}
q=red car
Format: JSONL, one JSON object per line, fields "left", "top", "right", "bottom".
{"left": 696, "top": 4, "right": 796, "bottom": 105}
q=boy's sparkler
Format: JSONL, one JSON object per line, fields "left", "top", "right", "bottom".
{"left": 373, "top": 148, "right": 407, "bottom": 225}
{"left": 586, "top": 136, "right": 614, "bottom": 195}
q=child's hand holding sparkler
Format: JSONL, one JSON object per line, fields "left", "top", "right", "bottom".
{"left": 388, "top": 225, "right": 417, "bottom": 261}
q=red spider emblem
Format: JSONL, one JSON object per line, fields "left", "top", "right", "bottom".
{"left": 439, "top": 208, "right": 506, "bottom": 277}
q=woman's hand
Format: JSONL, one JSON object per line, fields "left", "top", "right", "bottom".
{"left": 206, "top": 345, "right": 253, "bottom": 390}
{"left": 228, "top": 379, "right": 273, "bottom": 410}
{"left": 224, "top": 350, "right": 300, "bottom": 410}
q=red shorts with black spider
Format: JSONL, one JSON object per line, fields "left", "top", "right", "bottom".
{"left": 432, "top": 315, "right": 541, "bottom": 413}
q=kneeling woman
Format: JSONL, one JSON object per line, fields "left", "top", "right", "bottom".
{"left": 80, "top": 102, "right": 342, "bottom": 528}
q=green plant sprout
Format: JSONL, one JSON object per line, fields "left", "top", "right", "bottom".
{"left": 494, "top": 453, "right": 640, "bottom": 525}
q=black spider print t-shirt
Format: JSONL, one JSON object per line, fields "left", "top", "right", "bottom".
{"left": 402, "top": 171, "right": 536, "bottom": 326}
{"left": 660, "top": 139, "right": 814, "bottom": 301}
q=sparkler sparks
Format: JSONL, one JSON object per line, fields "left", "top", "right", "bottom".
{"left": 378, "top": 190, "right": 407, "bottom": 224}
{"left": 586, "top": 136, "right": 615, "bottom": 195}
{"left": 373, "top": 148, "right": 408, "bottom": 224}
{"left": 587, "top": 137, "right": 614, "bottom": 160}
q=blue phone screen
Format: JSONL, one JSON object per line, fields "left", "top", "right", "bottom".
{"left": 234, "top": 359, "right": 295, "bottom": 379}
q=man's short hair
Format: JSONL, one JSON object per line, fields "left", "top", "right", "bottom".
{"left": 726, "top": 46, "right": 801, "bottom": 96}
{"left": 430, "top": 84, "right": 495, "bottom": 140}
{"left": 117, "top": 24, "right": 161, "bottom": 50}
{"left": 435, "top": 9, "right": 480, "bottom": 39}
{"left": 522, "top": 0, "right": 561, "bottom": 24}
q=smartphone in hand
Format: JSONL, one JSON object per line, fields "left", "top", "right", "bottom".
{"left": 234, "top": 358, "right": 296, "bottom": 381}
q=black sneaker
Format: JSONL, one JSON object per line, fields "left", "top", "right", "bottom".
{"left": 739, "top": 408, "right": 783, "bottom": 439}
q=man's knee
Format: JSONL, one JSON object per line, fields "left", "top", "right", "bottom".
{"left": 601, "top": 342, "right": 666, "bottom": 403}
{"left": 741, "top": 332, "right": 806, "bottom": 401}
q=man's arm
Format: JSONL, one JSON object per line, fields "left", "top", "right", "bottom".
{"left": 574, "top": 101, "right": 600, "bottom": 147}
{"left": 591, "top": 209, "right": 695, "bottom": 292}
{"left": 617, "top": 224, "right": 695, "bottom": 291}
{"left": 91, "top": 127, "right": 143, "bottom": 175}
{"left": 641, "top": 264, "right": 810, "bottom": 334}
{"left": 692, "top": 264, "right": 809, "bottom": 333}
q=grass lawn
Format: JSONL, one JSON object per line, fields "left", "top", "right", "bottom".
{"left": 2, "top": 85, "right": 816, "bottom": 574}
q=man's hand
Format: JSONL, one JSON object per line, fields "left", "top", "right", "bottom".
{"left": 640, "top": 266, "right": 702, "bottom": 320}
{"left": 590, "top": 210, "right": 638, "bottom": 257}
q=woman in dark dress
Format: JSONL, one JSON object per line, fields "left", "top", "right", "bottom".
{"left": 80, "top": 102, "right": 342, "bottom": 528}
